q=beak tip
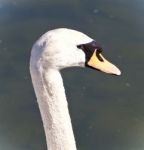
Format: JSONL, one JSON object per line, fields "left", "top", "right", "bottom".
{"left": 114, "top": 68, "right": 121, "bottom": 76}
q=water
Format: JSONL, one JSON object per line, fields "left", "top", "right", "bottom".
{"left": 0, "top": 0, "right": 144, "bottom": 149}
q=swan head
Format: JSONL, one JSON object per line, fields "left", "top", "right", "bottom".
{"left": 32, "top": 28, "right": 121, "bottom": 75}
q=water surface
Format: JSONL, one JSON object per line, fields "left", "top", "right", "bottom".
{"left": 0, "top": 0, "right": 144, "bottom": 150}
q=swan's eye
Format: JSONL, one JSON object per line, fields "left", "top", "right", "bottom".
{"left": 77, "top": 45, "right": 84, "bottom": 50}
{"left": 77, "top": 43, "right": 94, "bottom": 61}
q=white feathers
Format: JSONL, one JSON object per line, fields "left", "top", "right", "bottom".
{"left": 31, "top": 28, "right": 93, "bottom": 69}
{"left": 30, "top": 28, "right": 94, "bottom": 150}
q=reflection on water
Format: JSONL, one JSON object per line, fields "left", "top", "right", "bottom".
{"left": 0, "top": 0, "right": 144, "bottom": 150}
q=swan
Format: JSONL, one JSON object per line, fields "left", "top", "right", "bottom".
{"left": 30, "top": 28, "right": 121, "bottom": 150}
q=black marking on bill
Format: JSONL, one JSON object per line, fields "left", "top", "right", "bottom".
{"left": 77, "top": 40, "right": 103, "bottom": 62}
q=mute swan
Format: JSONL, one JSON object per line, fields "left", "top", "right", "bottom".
{"left": 30, "top": 28, "right": 121, "bottom": 150}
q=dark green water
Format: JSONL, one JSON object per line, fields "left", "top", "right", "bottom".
{"left": 0, "top": 0, "right": 144, "bottom": 149}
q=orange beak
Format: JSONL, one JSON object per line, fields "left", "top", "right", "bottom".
{"left": 87, "top": 50, "right": 121, "bottom": 75}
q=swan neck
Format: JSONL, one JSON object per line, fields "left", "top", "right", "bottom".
{"left": 30, "top": 67, "right": 77, "bottom": 150}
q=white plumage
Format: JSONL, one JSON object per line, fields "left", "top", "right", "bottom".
{"left": 30, "top": 28, "right": 121, "bottom": 150}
